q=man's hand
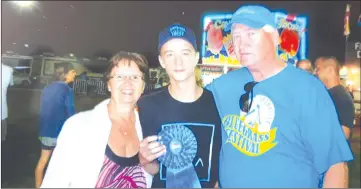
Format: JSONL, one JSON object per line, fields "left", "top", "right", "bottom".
{"left": 139, "top": 135, "right": 166, "bottom": 166}
{"left": 214, "top": 181, "right": 219, "bottom": 188}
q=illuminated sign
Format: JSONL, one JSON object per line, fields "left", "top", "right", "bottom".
{"left": 355, "top": 42, "right": 361, "bottom": 59}
{"left": 274, "top": 11, "right": 308, "bottom": 65}
{"left": 201, "top": 11, "right": 308, "bottom": 66}
{"left": 198, "top": 65, "right": 224, "bottom": 86}
{"left": 201, "top": 14, "right": 237, "bottom": 65}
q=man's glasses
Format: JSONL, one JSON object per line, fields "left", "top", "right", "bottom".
{"left": 239, "top": 81, "right": 258, "bottom": 113}
{"left": 109, "top": 75, "right": 144, "bottom": 83}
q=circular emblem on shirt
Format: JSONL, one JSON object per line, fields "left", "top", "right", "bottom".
{"left": 242, "top": 95, "right": 275, "bottom": 132}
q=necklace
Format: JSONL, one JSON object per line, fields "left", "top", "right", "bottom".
{"left": 107, "top": 103, "right": 137, "bottom": 136}
{"left": 116, "top": 113, "right": 136, "bottom": 136}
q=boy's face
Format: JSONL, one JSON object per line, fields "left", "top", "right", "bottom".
{"left": 158, "top": 38, "right": 199, "bottom": 83}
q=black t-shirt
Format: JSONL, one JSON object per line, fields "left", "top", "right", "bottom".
{"left": 328, "top": 85, "right": 355, "bottom": 129}
{"left": 138, "top": 88, "right": 221, "bottom": 188}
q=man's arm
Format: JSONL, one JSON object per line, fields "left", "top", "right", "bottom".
{"left": 65, "top": 88, "right": 76, "bottom": 117}
{"left": 300, "top": 81, "right": 353, "bottom": 188}
{"left": 342, "top": 126, "right": 351, "bottom": 140}
{"left": 334, "top": 96, "right": 355, "bottom": 140}
{"left": 323, "top": 162, "right": 348, "bottom": 188}
{"left": 214, "top": 181, "right": 219, "bottom": 188}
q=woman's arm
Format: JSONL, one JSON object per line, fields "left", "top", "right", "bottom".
{"left": 142, "top": 160, "right": 159, "bottom": 175}
{"left": 139, "top": 136, "right": 166, "bottom": 175}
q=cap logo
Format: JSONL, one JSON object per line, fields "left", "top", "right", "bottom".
{"left": 235, "top": 8, "right": 255, "bottom": 15}
{"left": 169, "top": 25, "right": 186, "bottom": 37}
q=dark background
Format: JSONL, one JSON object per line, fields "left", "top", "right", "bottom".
{"left": 2, "top": 1, "right": 360, "bottom": 67}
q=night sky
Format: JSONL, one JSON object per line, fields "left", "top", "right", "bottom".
{"left": 2, "top": 1, "right": 360, "bottom": 67}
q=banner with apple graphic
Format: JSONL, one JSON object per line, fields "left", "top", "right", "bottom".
{"left": 201, "top": 11, "right": 308, "bottom": 66}
{"left": 275, "top": 11, "right": 308, "bottom": 65}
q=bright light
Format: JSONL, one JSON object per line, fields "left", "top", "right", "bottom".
{"left": 24, "top": 44, "right": 29, "bottom": 48}
{"left": 340, "top": 66, "right": 348, "bottom": 76}
{"left": 10, "top": 1, "right": 39, "bottom": 12}
{"left": 351, "top": 68, "right": 359, "bottom": 74}
{"left": 346, "top": 80, "right": 354, "bottom": 86}
{"left": 69, "top": 53, "right": 74, "bottom": 57}
{"left": 13, "top": 1, "right": 34, "bottom": 8}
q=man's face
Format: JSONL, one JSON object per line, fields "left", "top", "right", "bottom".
{"left": 64, "top": 69, "right": 77, "bottom": 83}
{"left": 231, "top": 24, "right": 276, "bottom": 67}
{"left": 314, "top": 60, "right": 329, "bottom": 83}
{"left": 159, "top": 38, "right": 199, "bottom": 82}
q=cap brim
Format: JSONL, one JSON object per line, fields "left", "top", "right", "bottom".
{"left": 224, "top": 18, "right": 266, "bottom": 32}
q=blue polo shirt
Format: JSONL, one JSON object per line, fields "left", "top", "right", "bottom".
{"left": 206, "top": 64, "right": 353, "bottom": 188}
{"left": 39, "top": 81, "right": 75, "bottom": 139}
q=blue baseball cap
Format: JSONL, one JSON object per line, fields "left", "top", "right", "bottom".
{"left": 158, "top": 23, "right": 197, "bottom": 51}
{"left": 225, "top": 5, "right": 276, "bottom": 31}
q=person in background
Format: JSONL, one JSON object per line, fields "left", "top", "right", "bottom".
{"left": 40, "top": 52, "right": 154, "bottom": 188}
{"left": 137, "top": 23, "right": 221, "bottom": 188}
{"left": 79, "top": 71, "right": 88, "bottom": 80}
{"left": 206, "top": 5, "right": 353, "bottom": 188}
{"left": 35, "top": 62, "right": 77, "bottom": 188}
{"left": 1, "top": 63, "right": 14, "bottom": 142}
{"left": 314, "top": 56, "right": 355, "bottom": 140}
{"left": 296, "top": 59, "right": 314, "bottom": 73}
{"left": 195, "top": 66, "right": 204, "bottom": 87}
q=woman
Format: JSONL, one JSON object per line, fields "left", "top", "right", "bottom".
{"left": 41, "top": 51, "right": 154, "bottom": 188}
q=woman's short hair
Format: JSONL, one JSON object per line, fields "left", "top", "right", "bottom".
{"left": 105, "top": 51, "right": 149, "bottom": 82}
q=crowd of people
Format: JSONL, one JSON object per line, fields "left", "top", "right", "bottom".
{"left": 2, "top": 4, "right": 357, "bottom": 188}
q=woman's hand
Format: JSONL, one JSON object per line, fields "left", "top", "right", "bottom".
{"left": 139, "top": 135, "right": 166, "bottom": 167}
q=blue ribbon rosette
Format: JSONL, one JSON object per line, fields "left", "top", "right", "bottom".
{"left": 158, "top": 124, "right": 201, "bottom": 188}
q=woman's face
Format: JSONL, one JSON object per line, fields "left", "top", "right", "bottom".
{"left": 107, "top": 59, "right": 145, "bottom": 104}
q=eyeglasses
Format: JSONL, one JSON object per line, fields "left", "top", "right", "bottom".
{"left": 239, "top": 81, "right": 258, "bottom": 113}
{"left": 109, "top": 75, "right": 144, "bottom": 82}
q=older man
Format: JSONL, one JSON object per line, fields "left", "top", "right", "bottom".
{"left": 206, "top": 5, "right": 353, "bottom": 188}
{"left": 314, "top": 56, "right": 355, "bottom": 140}
{"left": 296, "top": 59, "right": 314, "bottom": 73}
